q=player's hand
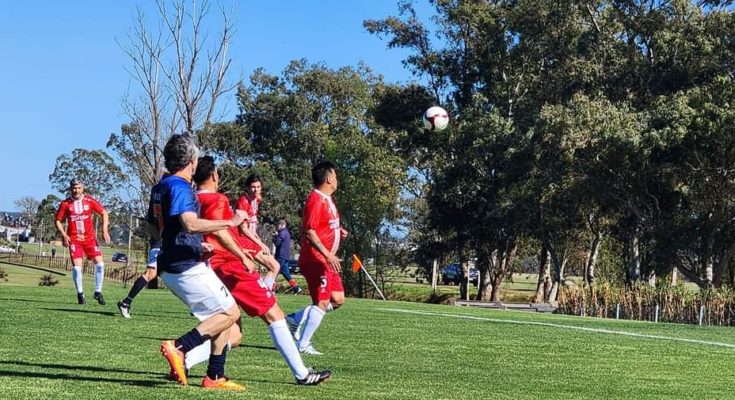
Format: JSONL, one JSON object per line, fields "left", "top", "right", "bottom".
{"left": 61, "top": 236, "right": 70, "bottom": 247}
{"left": 102, "top": 231, "right": 111, "bottom": 244}
{"left": 340, "top": 228, "right": 349, "bottom": 240}
{"left": 243, "top": 248, "right": 256, "bottom": 260}
{"left": 241, "top": 256, "right": 255, "bottom": 273}
{"left": 259, "top": 242, "right": 271, "bottom": 256}
{"left": 326, "top": 253, "right": 342, "bottom": 272}
{"left": 230, "top": 210, "right": 247, "bottom": 227}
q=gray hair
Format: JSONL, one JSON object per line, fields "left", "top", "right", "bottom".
{"left": 164, "top": 134, "right": 199, "bottom": 173}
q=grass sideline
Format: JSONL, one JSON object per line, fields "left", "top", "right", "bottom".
{"left": 1, "top": 263, "right": 734, "bottom": 399}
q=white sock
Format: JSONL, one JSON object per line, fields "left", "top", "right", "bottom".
{"left": 289, "top": 307, "right": 306, "bottom": 325}
{"left": 269, "top": 319, "right": 309, "bottom": 379}
{"left": 94, "top": 263, "right": 104, "bottom": 292}
{"left": 185, "top": 340, "right": 232, "bottom": 370}
{"left": 297, "top": 306, "right": 325, "bottom": 349}
{"left": 326, "top": 302, "right": 334, "bottom": 312}
{"left": 72, "top": 266, "right": 83, "bottom": 294}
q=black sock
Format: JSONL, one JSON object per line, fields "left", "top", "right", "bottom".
{"left": 175, "top": 329, "right": 207, "bottom": 353}
{"left": 206, "top": 353, "right": 227, "bottom": 380}
{"left": 123, "top": 276, "right": 148, "bottom": 305}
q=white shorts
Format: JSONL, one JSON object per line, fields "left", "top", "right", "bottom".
{"left": 161, "top": 263, "right": 235, "bottom": 321}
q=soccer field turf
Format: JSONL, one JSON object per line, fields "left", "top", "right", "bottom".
{"left": 0, "top": 263, "right": 733, "bottom": 399}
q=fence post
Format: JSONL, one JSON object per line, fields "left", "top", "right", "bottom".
{"left": 616, "top": 303, "right": 620, "bottom": 320}
{"left": 654, "top": 304, "right": 659, "bottom": 323}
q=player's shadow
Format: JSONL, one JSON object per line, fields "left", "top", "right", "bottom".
{"left": 0, "top": 297, "right": 67, "bottom": 305}
{"left": 39, "top": 307, "right": 117, "bottom": 317}
{"left": 240, "top": 343, "right": 277, "bottom": 351}
{"left": 0, "top": 360, "right": 164, "bottom": 387}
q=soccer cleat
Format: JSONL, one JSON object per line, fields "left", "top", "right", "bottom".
{"left": 94, "top": 292, "right": 106, "bottom": 305}
{"left": 201, "top": 375, "right": 245, "bottom": 391}
{"left": 161, "top": 340, "right": 188, "bottom": 385}
{"left": 296, "top": 368, "right": 332, "bottom": 385}
{"left": 286, "top": 314, "right": 301, "bottom": 341}
{"left": 292, "top": 286, "right": 303, "bottom": 295}
{"left": 77, "top": 293, "right": 86, "bottom": 305}
{"left": 299, "top": 344, "right": 323, "bottom": 356}
{"left": 169, "top": 365, "right": 188, "bottom": 381}
{"left": 117, "top": 301, "right": 131, "bottom": 318}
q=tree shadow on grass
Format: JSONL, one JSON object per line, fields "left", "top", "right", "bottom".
{"left": 39, "top": 307, "right": 117, "bottom": 317}
{"left": 0, "top": 360, "right": 165, "bottom": 387}
{"left": 0, "top": 297, "right": 67, "bottom": 305}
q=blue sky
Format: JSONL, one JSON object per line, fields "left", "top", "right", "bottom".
{"left": 0, "top": 1, "right": 432, "bottom": 211}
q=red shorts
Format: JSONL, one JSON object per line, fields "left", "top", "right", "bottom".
{"left": 212, "top": 259, "right": 276, "bottom": 317}
{"left": 300, "top": 259, "right": 344, "bottom": 303}
{"left": 69, "top": 240, "right": 102, "bottom": 261}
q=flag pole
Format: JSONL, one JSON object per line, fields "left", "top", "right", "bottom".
{"left": 353, "top": 255, "right": 386, "bottom": 301}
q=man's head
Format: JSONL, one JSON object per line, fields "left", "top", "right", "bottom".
{"left": 69, "top": 178, "right": 85, "bottom": 200}
{"left": 163, "top": 134, "right": 199, "bottom": 177}
{"left": 193, "top": 156, "right": 218, "bottom": 189}
{"left": 277, "top": 219, "right": 287, "bottom": 230}
{"left": 245, "top": 174, "right": 262, "bottom": 199}
{"left": 312, "top": 160, "right": 338, "bottom": 193}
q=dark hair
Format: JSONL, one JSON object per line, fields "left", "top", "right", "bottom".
{"left": 164, "top": 134, "right": 199, "bottom": 173}
{"left": 245, "top": 174, "right": 261, "bottom": 187}
{"left": 193, "top": 156, "right": 216, "bottom": 185}
{"left": 312, "top": 160, "right": 336, "bottom": 186}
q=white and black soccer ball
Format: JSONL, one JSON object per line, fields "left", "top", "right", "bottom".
{"left": 422, "top": 106, "right": 449, "bottom": 132}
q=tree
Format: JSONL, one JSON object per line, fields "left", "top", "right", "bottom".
{"left": 35, "top": 194, "right": 61, "bottom": 242}
{"left": 13, "top": 196, "right": 39, "bottom": 228}
{"left": 109, "top": 0, "right": 237, "bottom": 211}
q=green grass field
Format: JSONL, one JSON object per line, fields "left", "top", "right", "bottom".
{"left": 1, "top": 263, "right": 734, "bottom": 399}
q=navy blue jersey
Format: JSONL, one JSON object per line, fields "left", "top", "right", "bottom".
{"left": 148, "top": 175, "right": 202, "bottom": 273}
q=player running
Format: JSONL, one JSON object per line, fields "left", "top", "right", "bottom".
{"left": 115, "top": 237, "right": 160, "bottom": 318}
{"left": 286, "top": 160, "right": 348, "bottom": 355}
{"left": 54, "top": 178, "right": 111, "bottom": 305}
{"left": 153, "top": 134, "right": 246, "bottom": 391}
{"left": 186, "top": 156, "right": 331, "bottom": 385}
{"left": 235, "top": 174, "right": 280, "bottom": 289}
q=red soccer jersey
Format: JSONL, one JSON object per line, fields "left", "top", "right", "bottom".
{"left": 55, "top": 195, "right": 105, "bottom": 243}
{"left": 299, "top": 189, "right": 341, "bottom": 265}
{"left": 197, "top": 191, "right": 245, "bottom": 265}
{"left": 235, "top": 193, "right": 261, "bottom": 234}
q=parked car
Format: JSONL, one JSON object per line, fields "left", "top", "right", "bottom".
{"left": 112, "top": 252, "right": 127, "bottom": 262}
{"left": 441, "top": 263, "right": 479, "bottom": 286}
{"left": 288, "top": 259, "right": 300, "bottom": 274}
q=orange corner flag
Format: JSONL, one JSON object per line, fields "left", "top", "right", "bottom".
{"left": 352, "top": 254, "right": 363, "bottom": 273}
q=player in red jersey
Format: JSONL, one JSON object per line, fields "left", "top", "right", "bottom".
{"left": 286, "top": 160, "right": 348, "bottom": 355}
{"left": 54, "top": 178, "right": 111, "bottom": 305}
{"left": 187, "top": 157, "right": 331, "bottom": 385}
{"left": 235, "top": 174, "right": 280, "bottom": 289}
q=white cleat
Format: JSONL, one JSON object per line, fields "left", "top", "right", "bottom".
{"left": 299, "top": 344, "right": 323, "bottom": 356}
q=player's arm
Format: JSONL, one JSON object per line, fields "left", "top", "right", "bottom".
{"left": 306, "top": 229, "right": 341, "bottom": 272}
{"left": 54, "top": 219, "right": 70, "bottom": 247}
{"left": 213, "top": 229, "right": 256, "bottom": 272}
{"left": 179, "top": 210, "right": 246, "bottom": 234}
{"left": 238, "top": 221, "right": 270, "bottom": 254}
{"left": 100, "top": 209, "right": 111, "bottom": 244}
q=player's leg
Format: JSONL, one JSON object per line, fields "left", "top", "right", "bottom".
{"left": 159, "top": 264, "right": 241, "bottom": 388}
{"left": 296, "top": 268, "right": 344, "bottom": 354}
{"left": 185, "top": 319, "right": 241, "bottom": 372}
{"left": 201, "top": 307, "right": 243, "bottom": 391}
{"left": 69, "top": 243, "right": 86, "bottom": 304}
{"left": 277, "top": 256, "right": 301, "bottom": 294}
{"left": 118, "top": 248, "right": 160, "bottom": 318}
{"left": 89, "top": 242, "right": 105, "bottom": 305}
{"left": 255, "top": 252, "right": 280, "bottom": 289}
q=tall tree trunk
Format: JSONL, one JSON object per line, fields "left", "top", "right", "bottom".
{"left": 533, "top": 247, "right": 550, "bottom": 303}
{"left": 585, "top": 232, "right": 602, "bottom": 286}
{"left": 626, "top": 227, "right": 641, "bottom": 283}
{"left": 475, "top": 246, "right": 493, "bottom": 301}
{"left": 548, "top": 250, "right": 567, "bottom": 302}
{"left": 671, "top": 267, "right": 678, "bottom": 286}
{"left": 459, "top": 257, "right": 469, "bottom": 301}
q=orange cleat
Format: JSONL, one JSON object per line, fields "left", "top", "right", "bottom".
{"left": 160, "top": 340, "right": 188, "bottom": 386}
{"left": 201, "top": 375, "right": 246, "bottom": 391}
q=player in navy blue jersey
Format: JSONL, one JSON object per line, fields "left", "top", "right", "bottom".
{"left": 152, "top": 134, "right": 248, "bottom": 391}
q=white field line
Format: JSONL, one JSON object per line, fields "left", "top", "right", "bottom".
{"left": 378, "top": 308, "right": 735, "bottom": 350}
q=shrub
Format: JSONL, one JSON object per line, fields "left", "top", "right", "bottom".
{"left": 39, "top": 274, "right": 59, "bottom": 286}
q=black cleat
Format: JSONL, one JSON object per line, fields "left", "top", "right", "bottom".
{"left": 77, "top": 293, "right": 86, "bottom": 305}
{"left": 117, "top": 301, "right": 131, "bottom": 318}
{"left": 94, "top": 292, "right": 106, "bottom": 305}
{"left": 296, "top": 369, "right": 331, "bottom": 385}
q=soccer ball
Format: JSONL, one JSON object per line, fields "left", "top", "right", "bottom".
{"left": 423, "top": 106, "right": 449, "bottom": 132}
